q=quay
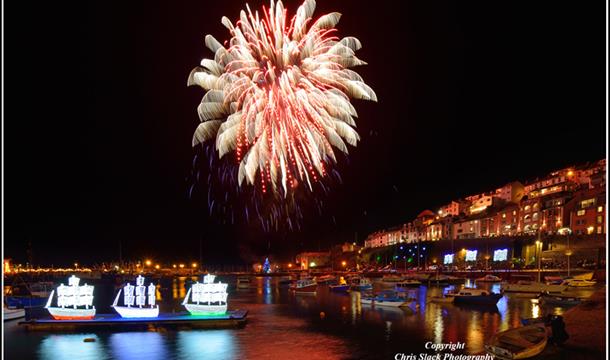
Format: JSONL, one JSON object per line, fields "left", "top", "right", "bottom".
{"left": 19, "top": 309, "right": 248, "bottom": 332}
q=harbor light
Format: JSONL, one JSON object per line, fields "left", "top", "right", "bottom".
{"left": 155, "top": 264, "right": 160, "bottom": 269}
{"left": 341, "top": 261, "right": 347, "bottom": 267}
{"left": 172, "top": 264, "right": 177, "bottom": 268}
{"left": 288, "top": 263, "right": 293, "bottom": 268}
{"left": 192, "top": 262, "right": 198, "bottom": 268}
{"left": 74, "top": 263, "right": 78, "bottom": 269}
{"left": 179, "top": 264, "right": 185, "bottom": 269}
{"left": 145, "top": 260, "right": 152, "bottom": 266}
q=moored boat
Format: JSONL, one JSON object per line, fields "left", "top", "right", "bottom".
{"left": 381, "top": 275, "right": 404, "bottom": 285}
{"left": 564, "top": 279, "right": 596, "bottom": 288}
{"left": 112, "top": 275, "right": 159, "bottom": 318}
{"left": 485, "top": 324, "right": 547, "bottom": 359}
{"left": 329, "top": 276, "right": 350, "bottom": 292}
{"left": 501, "top": 281, "right": 567, "bottom": 293}
{"left": 452, "top": 288, "right": 503, "bottom": 305}
{"left": 290, "top": 279, "right": 318, "bottom": 294}
{"left": 394, "top": 279, "right": 421, "bottom": 291}
{"left": 45, "top": 275, "right": 95, "bottom": 320}
{"left": 361, "top": 290, "right": 411, "bottom": 308}
{"left": 475, "top": 274, "right": 502, "bottom": 283}
{"left": 3, "top": 305, "right": 26, "bottom": 321}
{"left": 315, "top": 275, "right": 336, "bottom": 284}
{"left": 350, "top": 277, "right": 373, "bottom": 291}
{"left": 182, "top": 274, "right": 228, "bottom": 315}
{"left": 537, "top": 292, "right": 581, "bottom": 306}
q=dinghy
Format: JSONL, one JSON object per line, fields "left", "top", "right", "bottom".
{"left": 485, "top": 324, "right": 547, "bottom": 359}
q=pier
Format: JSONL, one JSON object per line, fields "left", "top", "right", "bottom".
{"left": 19, "top": 310, "right": 248, "bottom": 332}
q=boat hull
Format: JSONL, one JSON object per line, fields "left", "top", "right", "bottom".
{"left": 113, "top": 306, "right": 160, "bottom": 318}
{"left": 47, "top": 307, "right": 96, "bottom": 320}
{"left": 453, "top": 294, "right": 502, "bottom": 305}
{"left": 291, "top": 284, "right": 318, "bottom": 293}
{"left": 485, "top": 324, "right": 547, "bottom": 360}
{"left": 502, "top": 283, "right": 567, "bottom": 293}
{"left": 184, "top": 303, "right": 227, "bottom": 316}
{"left": 5, "top": 296, "right": 48, "bottom": 309}
{"left": 329, "top": 285, "right": 350, "bottom": 292}
{"left": 4, "top": 308, "right": 26, "bottom": 321}
{"left": 361, "top": 299, "right": 407, "bottom": 307}
{"left": 351, "top": 285, "right": 373, "bottom": 291}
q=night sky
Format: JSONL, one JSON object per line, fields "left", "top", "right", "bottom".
{"left": 4, "top": 1, "right": 606, "bottom": 266}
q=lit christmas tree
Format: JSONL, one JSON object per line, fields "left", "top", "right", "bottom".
{"left": 262, "top": 258, "right": 271, "bottom": 273}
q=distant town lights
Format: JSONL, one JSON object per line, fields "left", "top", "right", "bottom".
{"left": 145, "top": 260, "right": 152, "bottom": 266}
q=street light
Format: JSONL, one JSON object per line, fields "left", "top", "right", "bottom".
{"left": 179, "top": 264, "right": 185, "bottom": 269}
{"left": 155, "top": 264, "right": 160, "bottom": 270}
{"left": 192, "top": 262, "right": 198, "bottom": 268}
{"left": 145, "top": 260, "right": 152, "bottom": 267}
{"left": 559, "top": 227, "right": 573, "bottom": 276}
{"left": 341, "top": 261, "right": 347, "bottom": 267}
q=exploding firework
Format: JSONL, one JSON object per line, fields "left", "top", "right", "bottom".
{"left": 188, "top": 0, "right": 376, "bottom": 199}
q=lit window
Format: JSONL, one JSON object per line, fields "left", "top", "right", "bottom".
{"left": 513, "top": 210, "right": 517, "bottom": 216}
{"left": 597, "top": 226, "right": 603, "bottom": 234}
{"left": 586, "top": 226, "right": 594, "bottom": 235}
{"left": 597, "top": 215, "right": 603, "bottom": 224}
{"left": 577, "top": 209, "right": 586, "bottom": 216}
{"left": 502, "top": 213, "right": 506, "bottom": 218}
{"left": 533, "top": 203, "right": 539, "bottom": 210}
{"left": 598, "top": 206, "right": 604, "bottom": 213}
{"left": 524, "top": 205, "right": 531, "bottom": 212}
{"left": 580, "top": 198, "right": 596, "bottom": 209}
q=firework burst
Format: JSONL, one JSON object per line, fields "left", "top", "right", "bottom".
{"left": 189, "top": 0, "right": 376, "bottom": 199}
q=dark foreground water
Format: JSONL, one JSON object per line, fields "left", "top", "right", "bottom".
{"left": 4, "top": 276, "right": 600, "bottom": 360}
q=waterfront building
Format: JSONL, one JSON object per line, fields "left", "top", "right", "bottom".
{"left": 495, "top": 204, "right": 520, "bottom": 236}
{"left": 569, "top": 188, "right": 606, "bottom": 235}
{"left": 437, "top": 200, "right": 468, "bottom": 217}
{"left": 452, "top": 217, "right": 482, "bottom": 239}
{"left": 295, "top": 252, "right": 331, "bottom": 270}
{"left": 494, "top": 181, "right": 525, "bottom": 204}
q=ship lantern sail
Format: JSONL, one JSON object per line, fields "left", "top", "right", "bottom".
{"left": 112, "top": 275, "right": 159, "bottom": 318}
{"left": 45, "top": 275, "right": 96, "bottom": 320}
{"left": 182, "top": 274, "right": 228, "bottom": 316}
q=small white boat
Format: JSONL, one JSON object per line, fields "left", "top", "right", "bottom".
{"left": 182, "top": 274, "right": 228, "bottom": 315}
{"left": 485, "top": 324, "right": 547, "bottom": 359}
{"left": 475, "top": 275, "right": 502, "bottom": 283}
{"left": 350, "top": 277, "right": 373, "bottom": 291}
{"left": 565, "top": 279, "right": 596, "bottom": 287}
{"left": 45, "top": 275, "right": 95, "bottom": 320}
{"left": 501, "top": 281, "right": 567, "bottom": 293}
{"left": 236, "top": 277, "right": 251, "bottom": 289}
{"left": 395, "top": 279, "right": 421, "bottom": 290}
{"left": 3, "top": 305, "right": 25, "bottom": 321}
{"left": 361, "top": 291, "right": 411, "bottom": 307}
{"left": 453, "top": 288, "right": 503, "bottom": 305}
{"left": 112, "top": 275, "right": 159, "bottom": 318}
{"left": 290, "top": 279, "right": 318, "bottom": 294}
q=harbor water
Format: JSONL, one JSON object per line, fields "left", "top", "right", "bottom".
{"left": 4, "top": 276, "right": 600, "bottom": 360}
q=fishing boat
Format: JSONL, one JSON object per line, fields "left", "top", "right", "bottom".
{"left": 501, "top": 281, "right": 567, "bottom": 293}
{"left": 572, "top": 272, "right": 594, "bottom": 281}
{"left": 182, "top": 274, "right": 228, "bottom": 315}
{"left": 45, "top": 275, "right": 95, "bottom": 320}
{"left": 290, "top": 279, "right": 318, "bottom": 294}
{"left": 112, "top": 275, "right": 159, "bottom": 318}
{"left": 236, "top": 277, "right": 251, "bottom": 289}
{"left": 564, "top": 279, "right": 596, "bottom": 288}
{"left": 485, "top": 325, "right": 547, "bottom": 359}
{"left": 475, "top": 275, "right": 502, "bottom": 283}
{"left": 452, "top": 288, "right": 503, "bottom": 305}
{"left": 361, "top": 290, "right": 411, "bottom": 308}
{"left": 329, "top": 277, "right": 350, "bottom": 292}
{"left": 3, "top": 304, "right": 26, "bottom": 321}
{"left": 394, "top": 279, "right": 421, "bottom": 291}
{"left": 350, "top": 277, "right": 373, "bottom": 291}
{"left": 537, "top": 292, "right": 581, "bottom": 306}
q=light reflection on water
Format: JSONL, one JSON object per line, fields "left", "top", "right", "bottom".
{"left": 5, "top": 276, "right": 600, "bottom": 360}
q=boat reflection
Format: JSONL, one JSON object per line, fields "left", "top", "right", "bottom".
{"left": 109, "top": 332, "right": 169, "bottom": 360}
{"left": 177, "top": 330, "right": 237, "bottom": 359}
{"left": 39, "top": 334, "right": 104, "bottom": 360}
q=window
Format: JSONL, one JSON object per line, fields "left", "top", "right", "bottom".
{"left": 532, "top": 212, "right": 539, "bottom": 220}
{"left": 598, "top": 226, "right": 603, "bottom": 234}
{"left": 580, "top": 198, "right": 596, "bottom": 209}
{"left": 512, "top": 210, "right": 517, "bottom": 216}
{"left": 597, "top": 215, "right": 603, "bottom": 224}
{"left": 502, "top": 213, "right": 506, "bottom": 218}
{"left": 533, "top": 203, "right": 539, "bottom": 210}
{"left": 524, "top": 205, "right": 531, "bottom": 212}
{"left": 577, "top": 209, "right": 586, "bottom": 216}
{"left": 598, "top": 206, "right": 604, "bottom": 213}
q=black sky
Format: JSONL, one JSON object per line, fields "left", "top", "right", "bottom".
{"left": 4, "top": 1, "right": 606, "bottom": 266}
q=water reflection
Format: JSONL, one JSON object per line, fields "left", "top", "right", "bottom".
{"left": 176, "top": 330, "right": 237, "bottom": 360}
{"left": 39, "top": 334, "right": 105, "bottom": 360}
{"left": 109, "top": 332, "right": 169, "bottom": 360}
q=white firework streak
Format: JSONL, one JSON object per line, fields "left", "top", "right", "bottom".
{"left": 188, "top": 0, "right": 376, "bottom": 197}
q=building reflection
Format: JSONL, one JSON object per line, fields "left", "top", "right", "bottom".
{"left": 38, "top": 334, "right": 104, "bottom": 360}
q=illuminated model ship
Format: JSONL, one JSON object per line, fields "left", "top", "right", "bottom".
{"left": 112, "top": 275, "right": 159, "bottom": 318}
{"left": 45, "top": 275, "right": 95, "bottom": 320}
{"left": 182, "top": 274, "right": 228, "bottom": 315}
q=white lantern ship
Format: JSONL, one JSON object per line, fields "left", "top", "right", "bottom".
{"left": 45, "top": 275, "right": 96, "bottom": 320}
{"left": 182, "top": 274, "right": 228, "bottom": 315}
{"left": 112, "top": 275, "right": 159, "bottom": 318}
